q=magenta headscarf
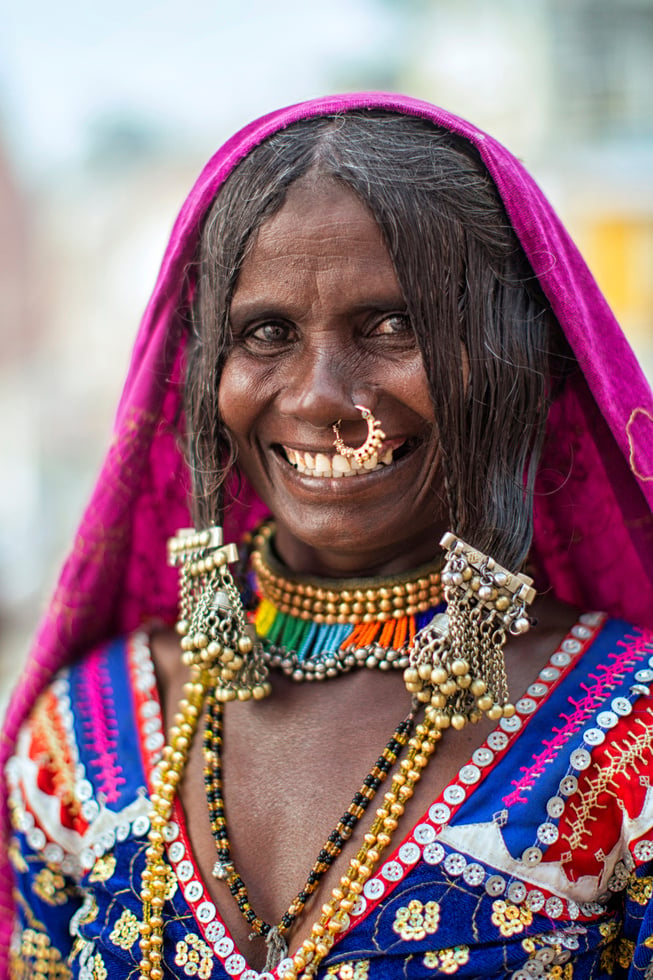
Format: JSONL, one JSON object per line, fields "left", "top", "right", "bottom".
{"left": 1, "top": 93, "right": 652, "bottom": 964}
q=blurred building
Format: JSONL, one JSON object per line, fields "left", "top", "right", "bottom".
{"left": 0, "top": 0, "right": 652, "bottom": 703}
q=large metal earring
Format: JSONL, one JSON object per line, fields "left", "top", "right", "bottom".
{"left": 332, "top": 405, "right": 386, "bottom": 464}
{"left": 405, "top": 532, "right": 535, "bottom": 730}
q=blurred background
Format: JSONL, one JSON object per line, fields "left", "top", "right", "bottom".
{"left": 1, "top": 0, "right": 652, "bottom": 707}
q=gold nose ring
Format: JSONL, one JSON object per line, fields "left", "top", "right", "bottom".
{"left": 332, "top": 405, "right": 386, "bottom": 464}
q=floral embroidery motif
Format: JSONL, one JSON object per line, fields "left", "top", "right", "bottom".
{"left": 392, "top": 899, "right": 441, "bottom": 941}
{"left": 9, "top": 840, "right": 28, "bottom": 872}
{"left": 10, "top": 928, "right": 72, "bottom": 980}
{"left": 616, "top": 938, "right": 636, "bottom": 968}
{"left": 546, "top": 966, "right": 573, "bottom": 979}
{"left": 88, "top": 854, "right": 117, "bottom": 883}
{"left": 423, "top": 946, "right": 470, "bottom": 973}
{"left": 78, "top": 941, "right": 108, "bottom": 980}
{"left": 163, "top": 862, "right": 178, "bottom": 900}
{"left": 627, "top": 874, "right": 653, "bottom": 905}
{"left": 326, "top": 961, "right": 370, "bottom": 979}
{"left": 491, "top": 900, "right": 533, "bottom": 937}
{"left": 32, "top": 867, "right": 69, "bottom": 906}
{"left": 109, "top": 909, "right": 141, "bottom": 950}
{"left": 174, "top": 934, "right": 213, "bottom": 978}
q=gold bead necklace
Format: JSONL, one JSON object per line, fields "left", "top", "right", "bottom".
{"left": 251, "top": 522, "right": 444, "bottom": 625}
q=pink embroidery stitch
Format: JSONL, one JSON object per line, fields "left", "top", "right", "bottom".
{"left": 77, "top": 647, "right": 126, "bottom": 805}
{"left": 503, "top": 633, "right": 649, "bottom": 807}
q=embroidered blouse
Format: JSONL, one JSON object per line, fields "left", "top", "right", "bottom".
{"left": 6, "top": 614, "right": 653, "bottom": 979}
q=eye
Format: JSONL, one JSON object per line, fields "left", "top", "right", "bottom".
{"left": 371, "top": 314, "right": 412, "bottom": 336}
{"left": 254, "top": 322, "right": 289, "bottom": 341}
{"left": 240, "top": 320, "right": 297, "bottom": 350}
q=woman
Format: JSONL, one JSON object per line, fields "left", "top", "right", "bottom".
{"left": 2, "top": 93, "right": 653, "bottom": 980}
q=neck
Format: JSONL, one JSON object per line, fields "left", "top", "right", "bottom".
{"left": 273, "top": 519, "right": 449, "bottom": 579}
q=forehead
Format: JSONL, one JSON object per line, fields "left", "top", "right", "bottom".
{"left": 233, "top": 176, "right": 399, "bottom": 298}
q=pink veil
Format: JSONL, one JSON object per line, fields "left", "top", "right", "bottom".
{"left": 1, "top": 93, "right": 652, "bottom": 963}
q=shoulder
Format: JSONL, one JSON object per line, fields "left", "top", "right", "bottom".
{"left": 6, "top": 631, "right": 162, "bottom": 877}
{"left": 554, "top": 614, "right": 653, "bottom": 867}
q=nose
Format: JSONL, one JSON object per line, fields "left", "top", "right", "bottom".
{"left": 277, "top": 344, "right": 375, "bottom": 431}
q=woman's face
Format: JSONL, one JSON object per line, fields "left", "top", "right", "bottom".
{"left": 219, "top": 176, "right": 447, "bottom": 576}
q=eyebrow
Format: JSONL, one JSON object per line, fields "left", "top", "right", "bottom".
{"left": 229, "top": 293, "right": 408, "bottom": 323}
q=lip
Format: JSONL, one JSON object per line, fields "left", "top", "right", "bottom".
{"left": 270, "top": 437, "right": 420, "bottom": 492}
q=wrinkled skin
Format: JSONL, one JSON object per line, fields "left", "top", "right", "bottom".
{"left": 152, "top": 176, "right": 577, "bottom": 972}
{"left": 220, "top": 175, "right": 446, "bottom": 578}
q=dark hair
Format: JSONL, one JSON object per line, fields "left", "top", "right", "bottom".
{"left": 187, "top": 111, "right": 570, "bottom": 570}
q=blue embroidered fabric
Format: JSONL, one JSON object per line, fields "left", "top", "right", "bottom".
{"left": 6, "top": 616, "right": 653, "bottom": 978}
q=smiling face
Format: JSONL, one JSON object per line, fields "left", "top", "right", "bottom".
{"left": 219, "top": 176, "right": 448, "bottom": 576}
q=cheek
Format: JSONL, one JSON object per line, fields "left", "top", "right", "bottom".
{"left": 393, "top": 355, "right": 437, "bottom": 423}
{"left": 217, "top": 359, "right": 256, "bottom": 437}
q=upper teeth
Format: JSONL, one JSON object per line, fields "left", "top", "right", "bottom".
{"left": 285, "top": 447, "right": 394, "bottom": 477}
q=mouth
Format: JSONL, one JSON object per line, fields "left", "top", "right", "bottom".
{"left": 279, "top": 440, "right": 414, "bottom": 478}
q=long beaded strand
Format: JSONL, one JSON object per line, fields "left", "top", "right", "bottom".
{"left": 283, "top": 714, "right": 442, "bottom": 980}
{"left": 203, "top": 690, "right": 418, "bottom": 970}
{"left": 140, "top": 664, "right": 210, "bottom": 980}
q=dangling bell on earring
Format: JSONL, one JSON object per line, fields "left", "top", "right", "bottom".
{"left": 405, "top": 532, "right": 535, "bottom": 729}
{"left": 168, "top": 526, "right": 271, "bottom": 702}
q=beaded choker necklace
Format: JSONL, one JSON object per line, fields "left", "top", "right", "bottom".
{"left": 249, "top": 523, "right": 445, "bottom": 680}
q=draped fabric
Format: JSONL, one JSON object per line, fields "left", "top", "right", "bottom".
{"left": 7, "top": 620, "right": 653, "bottom": 978}
{"left": 2, "top": 94, "right": 652, "bottom": 973}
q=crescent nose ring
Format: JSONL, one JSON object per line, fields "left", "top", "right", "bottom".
{"left": 332, "top": 405, "right": 386, "bottom": 464}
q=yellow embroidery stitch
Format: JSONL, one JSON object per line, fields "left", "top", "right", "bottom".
{"left": 392, "top": 899, "right": 441, "bottom": 941}
{"left": 8, "top": 839, "right": 28, "bottom": 872}
{"left": 627, "top": 407, "right": 653, "bottom": 482}
{"left": 325, "top": 961, "right": 370, "bottom": 979}
{"left": 89, "top": 854, "right": 117, "bottom": 883}
{"left": 9, "top": 928, "right": 72, "bottom": 980}
{"left": 174, "top": 934, "right": 214, "bottom": 979}
{"left": 109, "top": 909, "right": 140, "bottom": 950}
{"left": 548, "top": 966, "right": 573, "bottom": 979}
{"left": 32, "top": 867, "right": 69, "bottom": 906}
{"left": 163, "top": 862, "right": 178, "bottom": 900}
{"left": 617, "top": 938, "right": 636, "bottom": 968}
{"left": 76, "top": 894, "right": 99, "bottom": 927}
{"left": 628, "top": 875, "right": 653, "bottom": 905}
{"left": 423, "top": 946, "right": 470, "bottom": 973}
{"left": 490, "top": 900, "right": 533, "bottom": 937}
{"left": 564, "top": 709, "right": 653, "bottom": 850}
{"left": 599, "top": 921, "right": 619, "bottom": 943}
